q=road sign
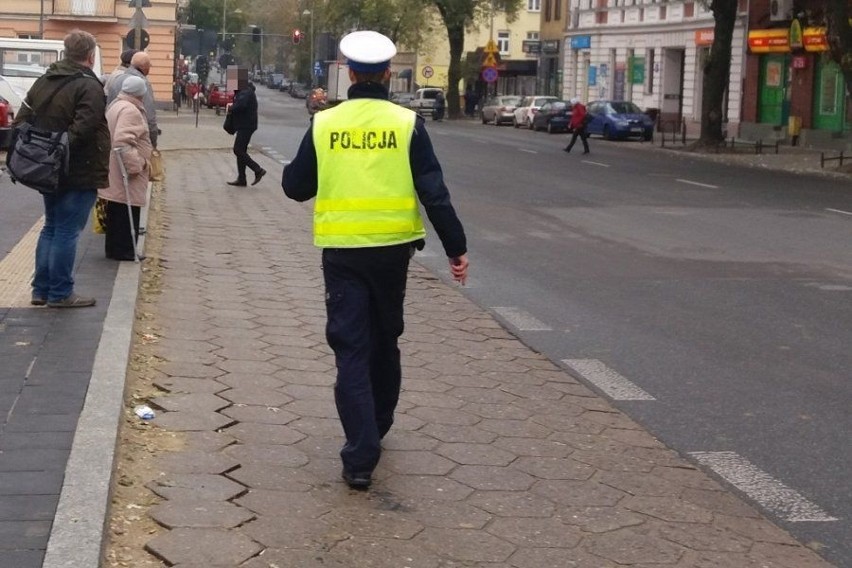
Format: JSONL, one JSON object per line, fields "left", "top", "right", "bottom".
{"left": 485, "top": 39, "right": 498, "bottom": 53}
{"left": 125, "top": 28, "right": 150, "bottom": 50}
{"left": 483, "top": 53, "right": 498, "bottom": 68}
{"left": 314, "top": 61, "right": 322, "bottom": 77}
{"left": 422, "top": 65, "right": 433, "bottom": 79}
{"left": 481, "top": 67, "right": 498, "bottom": 83}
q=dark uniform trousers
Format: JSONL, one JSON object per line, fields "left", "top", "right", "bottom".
{"left": 322, "top": 243, "right": 412, "bottom": 475}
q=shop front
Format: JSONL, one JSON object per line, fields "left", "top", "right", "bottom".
{"left": 746, "top": 23, "right": 847, "bottom": 137}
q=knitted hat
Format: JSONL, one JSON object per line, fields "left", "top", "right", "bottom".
{"left": 121, "top": 75, "right": 147, "bottom": 97}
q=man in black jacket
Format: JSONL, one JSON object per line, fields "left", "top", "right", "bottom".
{"left": 227, "top": 79, "right": 265, "bottom": 186}
{"left": 14, "top": 29, "right": 109, "bottom": 308}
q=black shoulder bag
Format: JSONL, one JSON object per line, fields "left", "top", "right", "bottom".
{"left": 6, "top": 74, "right": 83, "bottom": 195}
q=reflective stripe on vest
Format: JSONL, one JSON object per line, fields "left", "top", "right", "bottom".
{"left": 312, "top": 98, "right": 425, "bottom": 248}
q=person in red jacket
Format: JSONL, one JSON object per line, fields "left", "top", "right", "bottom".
{"left": 564, "top": 97, "right": 590, "bottom": 154}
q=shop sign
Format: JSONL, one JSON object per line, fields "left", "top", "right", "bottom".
{"left": 588, "top": 65, "right": 597, "bottom": 86}
{"left": 789, "top": 19, "right": 803, "bottom": 49}
{"left": 628, "top": 56, "right": 645, "bottom": 84}
{"left": 748, "top": 29, "right": 789, "bottom": 53}
{"left": 542, "top": 39, "right": 560, "bottom": 53}
{"left": 571, "top": 35, "right": 591, "bottom": 50}
{"left": 792, "top": 55, "right": 808, "bottom": 69}
{"left": 522, "top": 40, "right": 541, "bottom": 54}
{"left": 803, "top": 27, "right": 828, "bottom": 52}
{"left": 694, "top": 28, "right": 714, "bottom": 46}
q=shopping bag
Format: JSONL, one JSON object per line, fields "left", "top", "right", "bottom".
{"left": 92, "top": 197, "right": 107, "bottom": 234}
{"left": 149, "top": 149, "right": 165, "bottom": 182}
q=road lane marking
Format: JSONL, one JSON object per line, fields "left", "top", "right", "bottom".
{"left": 676, "top": 178, "right": 719, "bottom": 189}
{"left": 562, "top": 359, "right": 656, "bottom": 401}
{"left": 492, "top": 307, "right": 552, "bottom": 331}
{"left": 581, "top": 160, "right": 610, "bottom": 167}
{"left": 519, "top": 148, "right": 537, "bottom": 154}
{"left": 825, "top": 208, "right": 852, "bottom": 216}
{"left": 689, "top": 451, "right": 838, "bottom": 522}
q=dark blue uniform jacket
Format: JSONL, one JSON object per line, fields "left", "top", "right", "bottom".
{"left": 281, "top": 82, "right": 467, "bottom": 259}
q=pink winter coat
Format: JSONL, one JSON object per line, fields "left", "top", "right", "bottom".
{"left": 99, "top": 93, "right": 152, "bottom": 207}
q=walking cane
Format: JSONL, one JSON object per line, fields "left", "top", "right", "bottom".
{"left": 112, "top": 146, "right": 141, "bottom": 263}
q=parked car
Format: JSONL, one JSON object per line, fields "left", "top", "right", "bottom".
{"left": 408, "top": 87, "right": 443, "bottom": 118}
{"left": 0, "top": 74, "right": 24, "bottom": 119}
{"left": 266, "top": 73, "right": 285, "bottom": 89}
{"left": 390, "top": 92, "right": 415, "bottom": 106}
{"left": 278, "top": 79, "right": 291, "bottom": 92}
{"left": 480, "top": 95, "right": 522, "bottom": 125}
{"left": 206, "top": 84, "right": 234, "bottom": 109}
{"left": 289, "top": 82, "right": 309, "bottom": 99}
{"left": 531, "top": 100, "right": 572, "bottom": 133}
{"left": 513, "top": 95, "right": 558, "bottom": 129}
{"left": 586, "top": 100, "right": 654, "bottom": 141}
{"left": 0, "top": 97, "right": 10, "bottom": 150}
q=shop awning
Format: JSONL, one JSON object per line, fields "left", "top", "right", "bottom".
{"left": 748, "top": 29, "right": 789, "bottom": 53}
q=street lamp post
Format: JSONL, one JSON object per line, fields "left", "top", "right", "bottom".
{"left": 302, "top": 7, "right": 314, "bottom": 87}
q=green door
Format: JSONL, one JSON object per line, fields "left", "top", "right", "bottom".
{"left": 812, "top": 59, "right": 845, "bottom": 132}
{"left": 759, "top": 54, "right": 789, "bottom": 125}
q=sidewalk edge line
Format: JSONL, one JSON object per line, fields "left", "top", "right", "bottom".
{"left": 42, "top": 262, "right": 142, "bottom": 568}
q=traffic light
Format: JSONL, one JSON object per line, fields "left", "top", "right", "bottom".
{"left": 252, "top": 27, "right": 261, "bottom": 43}
{"left": 292, "top": 29, "right": 302, "bottom": 45}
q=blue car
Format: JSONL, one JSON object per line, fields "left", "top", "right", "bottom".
{"left": 586, "top": 100, "right": 654, "bottom": 141}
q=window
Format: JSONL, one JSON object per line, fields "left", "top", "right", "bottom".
{"left": 527, "top": 31, "right": 540, "bottom": 40}
{"left": 528, "top": 0, "right": 541, "bottom": 11}
{"left": 556, "top": 0, "right": 562, "bottom": 18}
{"left": 497, "top": 31, "right": 510, "bottom": 54}
{"left": 545, "top": 0, "right": 552, "bottom": 21}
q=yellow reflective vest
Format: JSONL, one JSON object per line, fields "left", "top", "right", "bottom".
{"left": 312, "top": 98, "right": 426, "bottom": 248}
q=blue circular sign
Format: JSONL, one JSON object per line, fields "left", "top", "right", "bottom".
{"left": 481, "top": 67, "right": 498, "bottom": 83}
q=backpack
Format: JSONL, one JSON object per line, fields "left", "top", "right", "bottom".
{"left": 5, "top": 74, "right": 81, "bottom": 194}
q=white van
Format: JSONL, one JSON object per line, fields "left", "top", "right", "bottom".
{"left": 0, "top": 38, "right": 103, "bottom": 93}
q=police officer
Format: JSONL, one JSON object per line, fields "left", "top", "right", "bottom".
{"left": 282, "top": 30, "right": 469, "bottom": 490}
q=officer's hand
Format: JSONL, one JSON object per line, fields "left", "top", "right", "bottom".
{"left": 449, "top": 254, "right": 469, "bottom": 286}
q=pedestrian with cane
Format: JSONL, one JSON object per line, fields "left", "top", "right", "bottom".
{"left": 282, "top": 30, "right": 469, "bottom": 490}
{"left": 99, "top": 75, "right": 152, "bottom": 261}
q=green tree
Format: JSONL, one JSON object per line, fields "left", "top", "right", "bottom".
{"left": 324, "top": 0, "right": 430, "bottom": 46}
{"left": 431, "top": 0, "right": 522, "bottom": 118}
{"left": 698, "top": 0, "right": 738, "bottom": 145}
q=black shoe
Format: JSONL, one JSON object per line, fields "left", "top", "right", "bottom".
{"left": 582, "top": 150, "right": 590, "bottom": 154}
{"left": 227, "top": 179, "right": 247, "bottom": 187}
{"left": 251, "top": 169, "right": 266, "bottom": 186}
{"left": 341, "top": 469, "right": 371, "bottom": 490}
{"left": 563, "top": 147, "right": 571, "bottom": 153}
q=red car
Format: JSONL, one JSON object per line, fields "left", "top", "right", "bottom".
{"left": 206, "top": 84, "right": 234, "bottom": 109}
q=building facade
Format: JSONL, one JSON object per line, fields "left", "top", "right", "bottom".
{"left": 539, "top": 0, "right": 571, "bottom": 97}
{"left": 0, "top": 0, "right": 178, "bottom": 105}
{"left": 409, "top": 2, "right": 543, "bottom": 97}
{"left": 563, "top": 0, "right": 748, "bottom": 136}
{"left": 740, "top": 0, "right": 849, "bottom": 148}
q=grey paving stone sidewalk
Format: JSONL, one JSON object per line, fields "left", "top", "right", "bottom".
{"left": 114, "top": 124, "right": 834, "bottom": 566}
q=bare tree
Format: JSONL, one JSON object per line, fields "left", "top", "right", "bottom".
{"left": 824, "top": 0, "right": 852, "bottom": 98}
{"left": 698, "top": 0, "right": 738, "bottom": 146}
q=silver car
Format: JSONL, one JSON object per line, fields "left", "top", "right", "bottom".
{"left": 480, "top": 95, "right": 522, "bottom": 125}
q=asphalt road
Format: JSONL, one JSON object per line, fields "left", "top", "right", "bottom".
{"left": 254, "top": 88, "right": 852, "bottom": 566}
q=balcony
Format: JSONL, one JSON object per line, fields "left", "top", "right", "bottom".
{"left": 52, "top": 0, "right": 116, "bottom": 19}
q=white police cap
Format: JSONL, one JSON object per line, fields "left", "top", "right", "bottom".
{"left": 339, "top": 31, "right": 397, "bottom": 72}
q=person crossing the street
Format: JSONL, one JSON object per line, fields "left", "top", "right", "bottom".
{"left": 281, "top": 30, "right": 469, "bottom": 490}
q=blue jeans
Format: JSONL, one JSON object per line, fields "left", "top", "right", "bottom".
{"left": 33, "top": 189, "right": 97, "bottom": 302}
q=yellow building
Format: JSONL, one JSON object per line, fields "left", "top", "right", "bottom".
{"left": 0, "top": 0, "right": 178, "bottom": 105}
{"left": 410, "top": 2, "right": 544, "bottom": 97}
